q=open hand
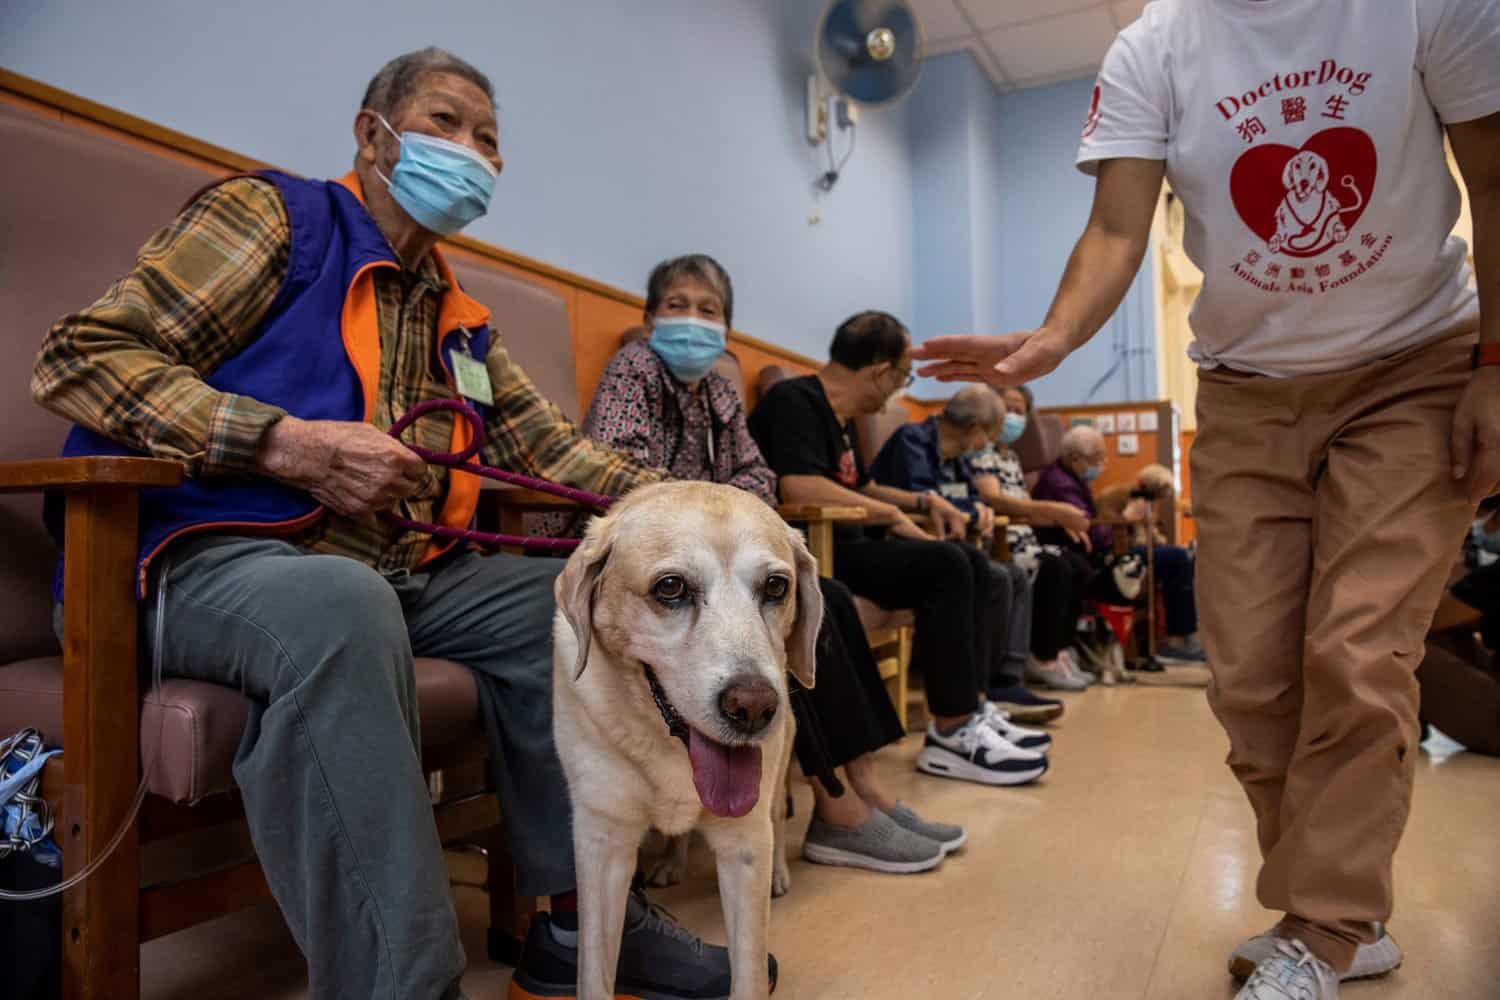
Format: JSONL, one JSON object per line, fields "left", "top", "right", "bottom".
{"left": 927, "top": 493, "right": 972, "bottom": 541}
{"left": 889, "top": 512, "right": 937, "bottom": 542}
{"left": 1043, "top": 500, "right": 1091, "bottom": 538}
{"left": 911, "top": 328, "right": 1073, "bottom": 387}
{"left": 1453, "top": 367, "right": 1500, "bottom": 505}
{"left": 974, "top": 503, "right": 996, "bottom": 539}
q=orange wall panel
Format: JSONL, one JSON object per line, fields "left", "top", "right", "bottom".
{"left": 1179, "top": 429, "right": 1197, "bottom": 543}
{"left": 3, "top": 71, "right": 833, "bottom": 427}
{"left": 572, "top": 291, "right": 646, "bottom": 410}
{"left": 1039, "top": 402, "right": 1173, "bottom": 495}
{"left": 732, "top": 341, "right": 815, "bottom": 409}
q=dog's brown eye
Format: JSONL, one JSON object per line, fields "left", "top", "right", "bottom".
{"left": 763, "top": 574, "right": 790, "bottom": 602}
{"left": 653, "top": 575, "right": 689, "bottom": 604}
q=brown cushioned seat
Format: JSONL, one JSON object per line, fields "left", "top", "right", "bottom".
{"left": 0, "top": 657, "right": 480, "bottom": 804}
{"left": 1015, "top": 411, "right": 1066, "bottom": 492}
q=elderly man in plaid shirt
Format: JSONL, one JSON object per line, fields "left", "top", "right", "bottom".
{"left": 31, "top": 48, "right": 761, "bottom": 1000}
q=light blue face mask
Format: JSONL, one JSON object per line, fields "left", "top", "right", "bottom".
{"left": 1083, "top": 465, "right": 1104, "bottom": 483}
{"left": 375, "top": 116, "right": 497, "bottom": 236}
{"left": 1000, "top": 412, "right": 1027, "bottom": 445}
{"left": 649, "top": 317, "right": 727, "bottom": 382}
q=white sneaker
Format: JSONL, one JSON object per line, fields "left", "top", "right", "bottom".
{"left": 1234, "top": 938, "right": 1340, "bottom": 1000}
{"left": 915, "top": 714, "right": 1048, "bottom": 786}
{"left": 1230, "top": 925, "right": 1402, "bottom": 982}
{"left": 1060, "top": 648, "right": 1097, "bottom": 687}
{"left": 1025, "top": 656, "right": 1088, "bottom": 692}
{"left": 979, "top": 700, "right": 1052, "bottom": 752}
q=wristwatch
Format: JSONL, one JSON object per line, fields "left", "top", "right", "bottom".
{"left": 1474, "top": 343, "right": 1500, "bottom": 369}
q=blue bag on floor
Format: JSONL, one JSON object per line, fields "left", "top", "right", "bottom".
{"left": 2, "top": 728, "right": 63, "bottom": 1000}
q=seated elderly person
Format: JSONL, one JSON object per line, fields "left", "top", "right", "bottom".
{"left": 968, "top": 386, "right": 1096, "bottom": 691}
{"left": 29, "top": 48, "right": 754, "bottom": 1000}
{"left": 563, "top": 252, "right": 962, "bottom": 873}
{"left": 748, "top": 311, "right": 1051, "bottom": 789}
{"left": 1096, "top": 465, "right": 1205, "bottom": 663}
{"left": 1032, "top": 426, "right": 1205, "bottom": 664}
{"left": 867, "top": 385, "right": 1064, "bottom": 721}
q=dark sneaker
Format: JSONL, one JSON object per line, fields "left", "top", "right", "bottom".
{"left": 1157, "top": 637, "right": 1208, "bottom": 663}
{"left": 508, "top": 889, "right": 777, "bottom": 999}
{"left": 986, "top": 684, "right": 1065, "bottom": 724}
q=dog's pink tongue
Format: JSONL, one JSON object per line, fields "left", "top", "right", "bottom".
{"left": 687, "top": 730, "right": 762, "bottom": 818}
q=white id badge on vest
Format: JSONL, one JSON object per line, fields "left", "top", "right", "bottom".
{"left": 451, "top": 351, "right": 494, "bottom": 405}
{"left": 939, "top": 482, "right": 970, "bottom": 501}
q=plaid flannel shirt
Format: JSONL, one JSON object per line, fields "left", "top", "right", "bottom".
{"left": 31, "top": 175, "right": 663, "bottom": 572}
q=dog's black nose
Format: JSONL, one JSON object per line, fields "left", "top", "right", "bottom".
{"left": 719, "top": 675, "right": 778, "bottom": 736}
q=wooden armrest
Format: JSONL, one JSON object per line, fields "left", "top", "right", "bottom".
{"left": 0, "top": 456, "right": 183, "bottom": 494}
{"left": 776, "top": 504, "right": 867, "bottom": 523}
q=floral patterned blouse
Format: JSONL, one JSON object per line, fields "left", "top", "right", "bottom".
{"left": 967, "top": 444, "right": 1051, "bottom": 576}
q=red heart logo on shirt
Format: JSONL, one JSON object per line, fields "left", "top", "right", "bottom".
{"left": 1229, "top": 127, "right": 1378, "bottom": 259}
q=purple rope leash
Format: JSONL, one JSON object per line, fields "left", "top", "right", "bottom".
{"left": 382, "top": 398, "right": 614, "bottom": 553}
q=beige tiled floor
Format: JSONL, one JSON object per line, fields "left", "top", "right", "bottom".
{"left": 141, "top": 667, "right": 1500, "bottom": 999}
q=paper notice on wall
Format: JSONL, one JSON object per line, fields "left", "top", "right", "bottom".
{"left": 1117, "top": 434, "right": 1140, "bottom": 456}
{"left": 1096, "top": 414, "right": 1116, "bottom": 434}
{"left": 1139, "top": 411, "right": 1159, "bottom": 432}
{"left": 1117, "top": 412, "right": 1137, "bottom": 433}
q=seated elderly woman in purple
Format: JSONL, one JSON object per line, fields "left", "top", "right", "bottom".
{"left": 571, "top": 253, "right": 970, "bottom": 875}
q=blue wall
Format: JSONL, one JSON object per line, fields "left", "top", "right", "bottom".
{"left": 989, "top": 77, "right": 1156, "bottom": 407}
{"left": 2, "top": 9, "right": 1158, "bottom": 405}
{"left": 0, "top": 0, "right": 913, "bottom": 362}
{"left": 909, "top": 53, "right": 988, "bottom": 342}
{"left": 908, "top": 59, "right": 1156, "bottom": 406}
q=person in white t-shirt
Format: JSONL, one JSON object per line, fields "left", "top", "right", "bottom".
{"left": 913, "top": 2, "right": 1499, "bottom": 997}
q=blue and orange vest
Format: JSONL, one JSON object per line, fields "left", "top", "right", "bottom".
{"left": 50, "top": 170, "right": 492, "bottom": 597}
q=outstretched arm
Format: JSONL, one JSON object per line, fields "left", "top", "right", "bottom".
{"left": 912, "top": 156, "right": 1164, "bottom": 387}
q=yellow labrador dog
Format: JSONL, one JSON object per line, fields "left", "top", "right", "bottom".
{"left": 552, "top": 482, "right": 822, "bottom": 1000}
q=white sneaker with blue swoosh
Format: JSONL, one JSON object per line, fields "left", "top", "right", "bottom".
{"left": 915, "top": 714, "right": 1047, "bottom": 787}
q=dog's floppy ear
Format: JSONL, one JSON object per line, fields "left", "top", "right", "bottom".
{"left": 783, "top": 526, "right": 824, "bottom": 690}
{"left": 555, "top": 528, "right": 613, "bottom": 681}
{"left": 1281, "top": 155, "right": 1297, "bottom": 191}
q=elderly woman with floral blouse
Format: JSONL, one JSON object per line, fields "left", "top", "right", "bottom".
{"left": 560, "top": 253, "right": 981, "bottom": 875}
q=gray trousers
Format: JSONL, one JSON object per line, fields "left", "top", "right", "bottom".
{"left": 142, "top": 534, "right": 572, "bottom": 999}
{"left": 987, "top": 559, "right": 1033, "bottom": 690}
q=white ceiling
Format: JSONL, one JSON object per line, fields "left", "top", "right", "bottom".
{"left": 912, "top": 0, "right": 1151, "bottom": 92}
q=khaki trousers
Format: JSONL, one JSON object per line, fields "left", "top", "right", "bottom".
{"left": 1190, "top": 333, "right": 1476, "bottom": 971}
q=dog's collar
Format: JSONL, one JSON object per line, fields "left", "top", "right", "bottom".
{"left": 643, "top": 664, "right": 691, "bottom": 749}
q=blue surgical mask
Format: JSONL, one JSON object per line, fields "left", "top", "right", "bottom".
{"left": 1000, "top": 412, "right": 1027, "bottom": 445}
{"left": 649, "top": 318, "right": 727, "bottom": 382}
{"left": 375, "top": 116, "right": 497, "bottom": 236}
{"left": 1083, "top": 465, "right": 1104, "bottom": 483}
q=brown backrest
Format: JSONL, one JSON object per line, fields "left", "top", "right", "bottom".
{"left": 854, "top": 406, "right": 916, "bottom": 470}
{"left": 447, "top": 257, "right": 578, "bottom": 420}
{"left": 1015, "top": 411, "right": 1066, "bottom": 473}
{"left": 757, "top": 364, "right": 791, "bottom": 401}
{"left": 0, "top": 98, "right": 220, "bottom": 663}
{"left": 0, "top": 97, "right": 582, "bottom": 665}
